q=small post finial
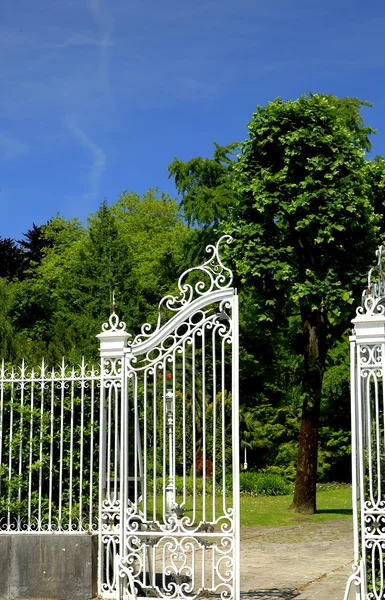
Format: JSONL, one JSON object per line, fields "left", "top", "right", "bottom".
{"left": 110, "top": 289, "right": 116, "bottom": 314}
{"left": 357, "top": 246, "right": 385, "bottom": 316}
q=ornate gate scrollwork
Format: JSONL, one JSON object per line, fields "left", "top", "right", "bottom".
{"left": 345, "top": 246, "right": 385, "bottom": 600}
{"left": 98, "top": 236, "right": 240, "bottom": 600}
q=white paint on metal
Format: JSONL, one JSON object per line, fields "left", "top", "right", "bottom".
{"left": 103, "top": 236, "right": 240, "bottom": 600}
{"left": 345, "top": 246, "right": 385, "bottom": 600}
{"left": 0, "top": 236, "right": 240, "bottom": 600}
{"left": 0, "top": 358, "right": 100, "bottom": 532}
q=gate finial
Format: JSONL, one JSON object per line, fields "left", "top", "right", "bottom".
{"left": 358, "top": 246, "right": 385, "bottom": 316}
{"left": 110, "top": 289, "right": 116, "bottom": 314}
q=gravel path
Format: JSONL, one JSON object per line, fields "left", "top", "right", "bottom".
{"left": 240, "top": 520, "right": 356, "bottom": 599}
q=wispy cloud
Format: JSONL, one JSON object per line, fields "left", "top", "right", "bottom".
{"left": 55, "top": 32, "right": 114, "bottom": 49}
{"left": 0, "top": 133, "right": 29, "bottom": 160}
{"left": 87, "top": 0, "right": 114, "bottom": 102}
{"left": 0, "top": 0, "right": 116, "bottom": 123}
{"left": 65, "top": 116, "right": 106, "bottom": 201}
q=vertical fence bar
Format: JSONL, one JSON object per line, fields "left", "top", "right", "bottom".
{"left": 232, "top": 290, "right": 240, "bottom": 600}
{"left": 48, "top": 366, "right": 55, "bottom": 531}
{"left": 202, "top": 325, "right": 206, "bottom": 522}
{"left": 69, "top": 365, "right": 75, "bottom": 529}
{"left": 143, "top": 371, "right": 147, "bottom": 519}
{"left": 172, "top": 350, "right": 176, "bottom": 518}
{"left": 89, "top": 366, "right": 95, "bottom": 529}
{"left": 121, "top": 352, "right": 127, "bottom": 582}
{"left": 79, "top": 357, "right": 85, "bottom": 529}
{"left": 0, "top": 359, "right": 4, "bottom": 501}
{"left": 98, "top": 355, "right": 106, "bottom": 597}
{"left": 17, "top": 360, "right": 25, "bottom": 527}
{"left": 27, "top": 367, "right": 34, "bottom": 530}
{"left": 153, "top": 367, "right": 157, "bottom": 522}
{"left": 162, "top": 359, "right": 167, "bottom": 523}
{"left": 182, "top": 340, "right": 186, "bottom": 507}
{"left": 7, "top": 367, "right": 15, "bottom": 529}
{"left": 133, "top": 373, "right": 138, "bottom": 513}
{"left": 38, "top": 359, "right": 45, "bottom": 528}
{"left": 357, "top": 341, "right": 367, "bottom": 596}
{"left": 221, "top": 336, "right": 226, "bottom": 515}
{"left": 349, "top": 338, "right": 360, "bottom": 600}
{"left": 212, "top": 326, "right": 217, "bottom": 524}
{"left": 59, "top": 359, "right": 65, "bottom": 528}
{"left": 192, "top": 334, "right": 196, "bottom": 524}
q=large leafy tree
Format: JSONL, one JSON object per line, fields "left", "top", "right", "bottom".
{"left": 169, "top": 93, "right": 384, "bottom": 512}
{"left": 224, "top": 94, "right": 380, "bottom": 513}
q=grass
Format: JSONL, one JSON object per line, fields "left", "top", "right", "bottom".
{"left": 146, "top": 485, "right": 352, "bottom": 528}
{"left": 240, "top": 486, "right": 352, "bottom": 527}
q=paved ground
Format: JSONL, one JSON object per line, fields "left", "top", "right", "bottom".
{"left": 240, "top": 520, "right": 356, "bottom": 600}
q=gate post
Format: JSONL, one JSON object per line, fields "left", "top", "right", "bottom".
{"left": 97, "top": 312, "right": 131, "bottom": 598}
{"left": 345, "top": 246, "right": 385, "bottom": 600}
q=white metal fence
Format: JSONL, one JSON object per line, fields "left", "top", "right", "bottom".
{"left": 345, "top": 245, "right": 385, "bottom": 600}
{"left": 0, "top": 358, "right": 100, "bottom": 532}
{"left": 0, "top": 236, "right": 240, "bottom": 600}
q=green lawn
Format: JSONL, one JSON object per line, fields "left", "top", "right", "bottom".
{"left": 147, "top": 486, "right": 352, "bottom": 528}
{"left": 240, "top": 487, "right": 353, "bottom": 527}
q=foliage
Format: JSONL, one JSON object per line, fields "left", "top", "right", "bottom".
{"left": 0, "top": 279, "right": 14, "bottom": 358}
{"left": 168, "top": 143, "right": 238, "bottom": 228}
{"left": 227, "top": 94, "right": 378, "bottom": 331}
{"left": 5, "top": 190, "right": 191, "bottom": 364}
{"left": 172, "top": 93, "right": 379, "bottom": 514}
{"left": 239, "top": 471, "right": 291, "bottom": 496}
{"left": 0, "top": 365, "right": 99, "bottom": 528}
{"left": 2, "top": 93, "right": 385, "bottom": 505}
{"left": 156, "top": 471, "right": 291, "bottom": 497}
{"left": 0, "top": 237, "right": 24, "bottom": 279}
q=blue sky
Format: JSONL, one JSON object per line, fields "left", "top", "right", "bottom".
{"left": 1, "top": 0, "right": 385, "bottom": 240}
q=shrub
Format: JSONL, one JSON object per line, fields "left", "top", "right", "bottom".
{"left": 154, "top": 471, "right": 291, "bottom": 497}
{"left": 239, "top": 471, "right": 291, "bottom": 496}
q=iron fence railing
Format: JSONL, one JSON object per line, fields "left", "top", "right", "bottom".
{"left": 0, "top": 358, "right": 100, "bottom": 533}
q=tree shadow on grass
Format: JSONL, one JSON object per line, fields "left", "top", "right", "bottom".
{"left": 241, "top": 589, "right": 300, "bottom": 599}
{"left": 316, "top": 509, "right": 352, "bottom": 515}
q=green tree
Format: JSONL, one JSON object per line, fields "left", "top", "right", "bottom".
{"left": 9, "top": 190, "right": 191, "bottom": 363}
{"left": 0, "top": 237, "right": 24, "bottom": 279}
{"left": 168, "top": 143, "right": 238, "bottom": 228}
{"left": 0, "top": 278, "right": 14, "bottom": 358}
{"left": 224, "top": 93, "right": 379, "bottom": 513}
{"left": 169, "top": 144, "right": 239, "bottom": 263}
{"left": 18, "top": 223, "right": 50, "bottom": 271}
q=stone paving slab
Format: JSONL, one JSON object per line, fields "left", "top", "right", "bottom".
{"left": 240, "top": 520, "right": 355, "bottom": 600}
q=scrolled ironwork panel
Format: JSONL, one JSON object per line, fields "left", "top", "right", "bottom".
{"left": 109, "top": 236, "right": 240, "bottom": 600}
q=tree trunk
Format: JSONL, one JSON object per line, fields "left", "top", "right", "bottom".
{"left": 291, "top": 307, "right": 327, "bottom": 514}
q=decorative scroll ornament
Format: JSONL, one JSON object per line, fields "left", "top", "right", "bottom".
{"left": 358, "top": 246, "right": 385, "bottom": 316}
{"left": 342, "top": 563, "right": 362, "bottom": 600}
{"left": 131, "top": 235, "right": 233, "bottom": 346}
{"left": 101, "top": 311, "right": 128, "bottom": 333}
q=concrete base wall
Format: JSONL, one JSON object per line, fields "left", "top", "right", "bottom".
{"left": 0, "top": 534, "right": 97, "bottom": 599}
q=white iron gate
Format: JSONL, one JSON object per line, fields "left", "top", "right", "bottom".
{"left": 98, "top": 236, "right": 240, "bottom": 600}
{"left": 345, "top": 246, "right": 385, "bottom": 600}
